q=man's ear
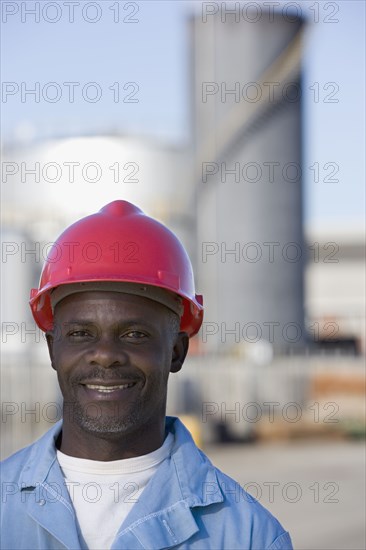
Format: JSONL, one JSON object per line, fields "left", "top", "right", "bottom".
{"left": 46, "top": 331, "right": 56, "bottom": 371}
{"left": 170, "top": 332, "right": 189, "bottom": 373}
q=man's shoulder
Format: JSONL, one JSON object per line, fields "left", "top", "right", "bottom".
{"left": 1, "top": 421, "right": 61, "bottom": 480}
{"left": 214, "top": 466, "right": 281, "bottom": 521}
{"left": 196, "top": 465, "right": 292, "bottom": 549}
{"left": 1, "top": 444, "right": 33, "bottom": 479}
{"left": 167, "top": 419, "right": 292, "bottom": 549}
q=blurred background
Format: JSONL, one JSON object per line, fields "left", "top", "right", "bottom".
{"left": 1, "top": 1, "right": 365, "bottom": 548}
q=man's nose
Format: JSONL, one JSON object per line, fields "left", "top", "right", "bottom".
{"left": 86, "top": 336, "right": 128, "bottom": 368}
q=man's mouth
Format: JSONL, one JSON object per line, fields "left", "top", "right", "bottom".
{"left": 75, "top": 378, "right": 141, "bottom": 400}
{"left": 84, "top": 383, "right": 136, "bottom": 393}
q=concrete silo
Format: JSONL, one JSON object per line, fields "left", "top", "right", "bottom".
{"left": 191, "top": 6, "right": 305, "bottom": 353}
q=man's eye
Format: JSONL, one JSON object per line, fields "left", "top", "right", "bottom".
{"left": 67, "top": 330, "right": 91, "bottom": 339}
{"left": 124, "top": 331, "right": 147, "bottom": 339}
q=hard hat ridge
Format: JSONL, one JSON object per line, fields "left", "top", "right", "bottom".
{"left": 49, "top": 281, "right": 184, "bottom": 317}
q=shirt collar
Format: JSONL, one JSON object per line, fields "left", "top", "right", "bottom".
{"left": 19, "top": 420, "right": 63, "bottom": 488}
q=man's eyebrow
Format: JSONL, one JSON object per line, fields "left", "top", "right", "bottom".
{"left": 61, "top": 320, "right": 98, "bottom": 326}
{"left": 60, "top": 319, "right": 157, "bottom": 329}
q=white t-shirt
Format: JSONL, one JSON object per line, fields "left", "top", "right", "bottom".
{"left": 57, "top": 433, "right": 173, "bottom": 550}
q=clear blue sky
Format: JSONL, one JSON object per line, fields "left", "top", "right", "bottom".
{"left": 1, "top": 1, "right": 365, "bottom": 228}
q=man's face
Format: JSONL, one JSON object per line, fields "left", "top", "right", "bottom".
{"left": 47, "top": 291, "right": 188, "bottom": 454}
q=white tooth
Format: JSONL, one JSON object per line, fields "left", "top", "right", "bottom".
{"left": 86, "top": 383, "right": 134, "bottom": 391}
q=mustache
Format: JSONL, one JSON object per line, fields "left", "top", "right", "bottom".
{"left": 70, "top": 367, "right": 143, "bottom": 384}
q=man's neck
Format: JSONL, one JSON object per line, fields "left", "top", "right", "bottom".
{"left": 58, "top": 420, "right": 166, "bottom": 461}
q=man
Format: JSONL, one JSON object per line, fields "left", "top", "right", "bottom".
{"left": 1, "top": 200, "right": 293, "bottom": 549}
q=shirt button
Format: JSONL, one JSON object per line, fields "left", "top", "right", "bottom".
{"left": 39, "top": 499, "right": 46, "bottom": 506}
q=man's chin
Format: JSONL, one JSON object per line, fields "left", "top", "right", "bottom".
{"left": 71, "top": 406, "right": 142, "bottom": 436}
{"left": 79, "top": 417, "right": 136, "bottom": 435}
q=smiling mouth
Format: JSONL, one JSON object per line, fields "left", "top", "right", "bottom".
{"left": 84, "top": 383, "right": 136, "bottom": 393}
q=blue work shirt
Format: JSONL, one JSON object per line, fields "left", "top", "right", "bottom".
{"left": 1, "top": 417, "right": 292, "bottom": 549}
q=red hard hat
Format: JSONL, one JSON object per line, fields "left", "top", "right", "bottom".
{"left": 30, "top": 201, "right": 203, "bottom": 336}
